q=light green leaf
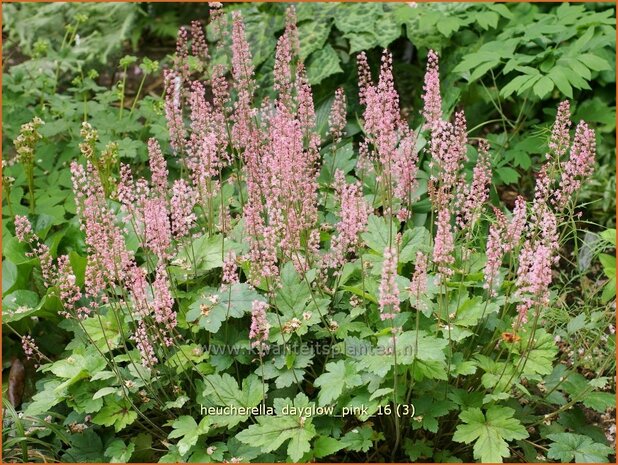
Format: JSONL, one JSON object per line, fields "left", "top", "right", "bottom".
{"left": 199, "top": 373, "right": 265, "bottom": 428}
{"left": 547, "top": 433, "right": 613, "bottom": 463}
{"left": 577, "top": 53, "right": 610, "bottom": 72}
{"left": 105, "top": 439, "right": 135, "bottom": 463}
{"left": 92, "top": 398, "right": 138, "bottom": 432}
{"left": 168, "top": 415, "right": 210, "bottom": 456}
{"left": 186, "top": 283, "right": 264, "bottom": 333}
{"left": 313, "top": 436, "right": 344, "bottom": 459}
{"left": 313, "top": 360, "right": 363, "bottom": 405}
{"left": 453, "top": 406, "right": 528, "bottom": 463}
{"left": 236, "top": 394, "right": 316, "bottom": 462}
{"left": 533, "top": 75, "right": 554, "bottom": 98}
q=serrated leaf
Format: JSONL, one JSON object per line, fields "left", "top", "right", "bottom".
{"left": 168, "top": 415, "right": 210, "bottom": 456}
{"left": 105, "top": 439, "right": 135, "bottom": 463}
{"left": 200, "top": 373, "right": 265, "bottom": 428}
{"left": 236, "top": 394, "right": 316, "bottom": 462}
{"left": 453, "top": 406, "right": 528, "bottom": 463}
{"left": 92, "top": 398, "right": 138, "bottom": 433}
{"left": 186, "top": 283, "right": 264, "bottom": 333}
{"left": 314, "top": 360, "right": 363, "bottom": 405}
{"left": 547, "top": 433, "right": 613, "bottom": 463}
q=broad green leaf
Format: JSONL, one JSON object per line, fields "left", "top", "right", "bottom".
{"left": 92, "top": 398, "right": 138, "bottom": 432}
{"left": 168, "top": 415, "right": 210, "bottom": 456}
{"left": 236, "top": 393, "right": 317, "bottom": 462}
{"left": 186, "top": 283, "right": 264, "bottom": 333}
{"left": 334, "top": 3, "right": 382, "bottom": 33}
{"left": 313, "top": 436, "right": 344, "bottom": 458}
{"left": 399, "top": 227, "right": 431, "bottom": 263}
{"left": 496, "top": 167, "right": 519, "bottom": 185}
{"left": 577, "top": 53, "right": 610, "bottom": 72}
{"left": 199, "top": 373, "right": 265, "bottom": 428}
{"left": 547, "top": 433, "right": 614, "bottom": 463}
{"left": 172, "top": 233, "right": 224, "bottom": 277}
{"left": 306, "top": 44, "right": 342, "bottom": 85}
{"left": 2, "top": 260, "right": 18, "bottom": 293}
{"left": 105, "top": 439, "right": 135, "bottom": 463}
{"left": 533, "top": 75, "right": 554, "bottom": 98}
{"left": 298, "top": 19, "right": 332, "bottom": 61}
{"left": 453, "top": 406, "right": 528, "bottom": 463}
{"left": 361, "top": 215, "right": 392, "bottom": 253}
{"left": 549, "top": 66, "right": 573, "bottom": 98}
{"left": 313, "top": 360, "right": 363, "bottom": 405}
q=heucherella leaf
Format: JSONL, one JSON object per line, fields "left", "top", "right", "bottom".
{"left": 512, "top": 329, "right": 557, "bottom": 377}
{"left": 168, "top": 415, "right": 210, "bottom": 456}
{"left": 92, "top": 397, "right": 138, "bottom": 432}
{"left": 547, "top": 433, "right": 614, "bottom": 463}
{"left": 105, "top": 439, "right": 135, "bottom": 463}
{"left": 199, "top": 373, "right": 266, "bottom": 428}
{"left": 186, "top": 283, "right": 265, "bottom": 333}
{"left": 361, "top": 215, "right": 392, "bottom": 253}
{"left": 236, "top": 393, "right": 317, "bottom": 462}
{"left": 453, "top": 406, "right": 528, "bottom": 463}
{"left": 313, "top": 360, "right": 363, "bottom": 405}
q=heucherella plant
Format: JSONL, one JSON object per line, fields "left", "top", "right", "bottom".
{"left": 11, "top": 5, "right": 610, "bottom": 464}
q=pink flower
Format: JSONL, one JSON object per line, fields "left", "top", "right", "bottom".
{"left": 14, "top": 215, "right": 32, "bottom": 242}
{"left": 428, "top": 113, "right": 467, "bottom": 210}
{"left": 231, "top": 10, "right": 256, "bottom": 151}
{"left": 329, "top": 88, "right": 347, "bottom": 144}
{"left": 132, "top": 321, "right": 158, "bottom": 367}
{"left": 128, "top": 265, "right": 150, "bottom": 318}
{"left": 190, "top": 20, "right": 208, "bottom": 60}
{"left": 484, "top": 197, "right": 528, "bottom": 296}
{"left": 433, "top": 209, "right": 455, "bottom": 278}
{"left": 21, "top": 335, "right": 38, "bottom": 360}
{"left": 72, "top": 161, "right": 133, "bottom": 302}
{"left": 358, "top": 50, "right": 420, "bottom": 214}
{"left": 547, "top": 100, "right": 571, "bottom": 160}
{"left": 148, "top": 139, "right": 168, "bottom": 197}
{"left": 505, "top": 196, "right": 527, "bottom": 252}
{"left": 57, "top": 255, "right": 85, "bottom": 318}
{"left": 170, "top": 179, "right": 197, "bottom": 239}
{"left": 143, "top": 198, "right": 172, "bottom": 260}
{"left": 328, "top": 170, "right": 370, "bottom": 267}
{"left": 152, "top": 265, "right": 176, "bottom": 346}
{"left": 222, "top": 251, "right": 239, "bottom": 285}
{"left": 456, "top": 139, "right": 492, "bottom": 229}
{"left": 164, "top": 70, "right": 186, "bottom": 153}
{"left": 553, "top": 121, "right": 595, "bottom": 209}
{"left": 422, "top": 49, "right": 442, "bottom": 129}
{"left": 250, "top": 300, "right": 270, "bottom": 354}
{"left": 515, "top": 242, "right": 553, "bottom": 325}
{"left": 379, "top": 246, "right": 400, "bottom": 320}
{"left": 409, "top": 251, "right": 428, "bottom": 309}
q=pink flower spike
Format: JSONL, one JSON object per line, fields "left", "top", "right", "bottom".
{"left": 433, "top": 209, "right": 455, "bottom": 278}
{"left": 422, "top": 49, "right": 442, "bottom": 130}
{"left": 14, "top": 215, "right": 32, "bottom": 242}
{"left": 379, "top": 246, "right": 400, "bottom": 320}
{"left": 250, "top": 300, "right": 270, "bottom": 354}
